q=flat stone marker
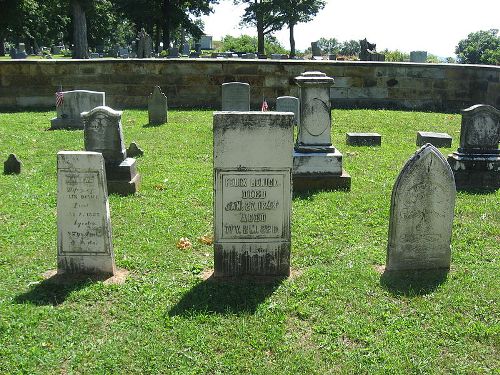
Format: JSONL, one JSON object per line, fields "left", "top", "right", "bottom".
{"left": 213, "top": 112, "right": 294, "bottom": 277}
{"left": 50, "top": 90, "right": 105, "bottom": 130}
{"left": 387, "top": 144, "right": 456, "bottom": 271}
{"left": 447, "top": 104, "right": 500, "bottom": 191}
{"left": 221, "top": 82, "right": 250, "bottom": 111}
{"left": 57, "top": 151, "right": 115, "bottom": 275}
{"left": 416, "top": 131, "right": 452, "bottom": 147}
{"left": 276, "top": 96, "right": 300, "bottom": 126}
{"left": 148, "top": 86, "right": 168, "bottom": 125}
{"left": 4, "top": 153, "right": 21, "bottom": 174}
{"left": 82, "top": 106, "right": 140, "bottom": 195}
{"left": 346, "top": 133, "right": 382, "bottom": 146}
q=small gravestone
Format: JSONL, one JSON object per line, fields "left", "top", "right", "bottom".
{"left": 387, "top": 144, "right": 456, "bottom": 271}
{"left": 447, "top": 104, "right": 500, "bottom": 191}
{"left": 213, "top": 112, "right": 294, "bottom": 277}
{"left": 4, "top": 153, "right": 21, "bottom": 174}
{"left": 416, "top": 131, "right": 452, "bottom": 147}
{"left": 136, "top": 28, "right": 152, "bottom": 58}
{"left": 200, "top": 35, "right": 213, "bottom": 50}
{"left": 57, "top": 151, "right": 115, "bottom": 275}
{"left": 168, "top": 47, "right": 179, "bottom": 58}
{"left": 410, "top": 51, "right": 427, "bottom": 63}
{"left": 311, "top": 41, "right": 321, "bottom": 57}
{"left": 221, "top": 82, "right": 250, "bottom": 111}
{"left": 148, "top": 86, "right": 168, "bottom": 125}
{"left": 276, "top": 96, "right": 300, "bottom": 126}
{"left": 346, "top": 133, "right": 382, "bottom": 146}
{"left": 82, "top": 106, "right": 141, "bottom": 195}
{"left": 181, "top": 43, "right": 190, "bottom": 55}
{"left": 50, "top": 90, "right": 105, "bottom": 130}
{"left": 126, "top": 142, "right": 144, "bottom": 158}
{"left": 293, "top": 71, "right": 350, "bottom": 191}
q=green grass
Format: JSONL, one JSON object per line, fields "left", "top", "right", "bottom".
{"left": 0, "top": 109, "right": 498, "bottom": 374}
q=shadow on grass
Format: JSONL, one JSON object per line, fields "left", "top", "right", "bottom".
{"left": 458, "top": 188, "right": 499, "bottom": 195}
{"left": 142, "top": 122, "right": 163, "bottom": 128}
{"left": 380, "top": 269, "right": 449, "bottom": 297}
{"left": 293, "top": 188, "right": 350, "bottom": 200}
{"left": 14, "top": 272, "right": 108, "bottom": 306}
{"left": 168, "top": 274, "right": 285, "bottom": 316}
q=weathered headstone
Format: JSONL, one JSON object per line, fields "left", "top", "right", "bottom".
{"left": 293, "top": 71, "right": 351, "bottom": 191}
{"left": 57, "top": 151, "right": 115, "bottom": 275}
{"left": 447, "top": 104, "right": 500, "bottom": 191}
{"left": 168, "top": 47, "right": 179, "bottom": 58}
{"left": 213, "top": 112, "right": 294, "bottom": 277}
{"left": 126, "top": 142, "right": 144, "bottom": 158}
{"left": 410, "top": 51, "right": 427, "bottom": 63}
{"left": 311, "top": 41, "right": 321, "bottom": 57}
{"left": 4, "top": 153, "right": 21, "bottom": 174}
{"left": 200, "top": 35, "right": 213, "bottom": 50}
{"left": 386, "top": 144, "right": 455, "bottom": 271}
{"left": 242, "top": 53, "right": 257, "bottom": 59}
{"left": 346, "top": 132, "right": 382, "bottom": 146}
{"left": 82, "top": 106, "right": 141, "bottom": 195}
{"left": 181, "top": 43, "right": 190, "bottom": 55}
{"left": 276, "top": 96, "right": 300, "bottom": 126}
{"left": 221, "top": 82, "right": 250, "bottom": 111}
{"left": 50, "top": 90, "right": 105, "bottom": 130}
{"left": 137, "top": 28, "right": 152, "bottom": 58}
{"left": 148, "top": 86, "right": 168, "bottom": 125}
{"left": 359, "top": 38, "right": 385, "bottom": 61}
{"left": 416, "top": 131, "right": 452, "bottom": 147}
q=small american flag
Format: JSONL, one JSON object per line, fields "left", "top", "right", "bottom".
{"left": 261, "top": 99, "right": 268, "bottom": 112}
{"left": 55, "top": 90, "right": 64, "bottom": 107}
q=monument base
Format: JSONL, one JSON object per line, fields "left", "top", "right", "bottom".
{"left": 106, "top": 158, "right": 141, "bottom": 195}
{"left": 293, "top": 149, "right": 343, "bottom": 175}
{"left": 447, "top": 152, "right": 500, "bottom": 191}
{"left": 50, "top": 117, "right": 83, "bottom": 130}
{"left": 57, "top": 255, "right": 115, "bottom": 276}
{"left": 293, "top": 169, "right": 351, "bottom": 192}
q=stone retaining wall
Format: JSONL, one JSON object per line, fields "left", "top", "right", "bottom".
{"left": 0, "top": 59, "right": 498, "bottom": 112}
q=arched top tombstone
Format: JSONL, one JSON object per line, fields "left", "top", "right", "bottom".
{"left": 148, "top": 86, "right": 168, "bottom": 125}
{"left": 459, "top": 104, "right": 500, "bottom": 153}
{"left": 221, "top": 82, "right": 250, "bottom": 111}
{"left": 387, "top": 144, "right": 456, "bottom": 271}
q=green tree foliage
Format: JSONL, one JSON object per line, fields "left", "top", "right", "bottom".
{"left": 275, "top": 0, "right": 325, "bottom": 57}
{"left": 234, "top": 0, "right": 283, "bottom": 55}
{"left": 219, "top": 34, "right": 286, "bottom": 54}
{"left": 338, "top": 39, "right": 360, "bottom": 57}
{"left": 455, "top": 29, "right": 500, "bottom": 65}
{"left": 317, "top": 37, "right": 340, "bottom": 54}
{"left": 381, "top": 49, "right": 408, "bottom": 62}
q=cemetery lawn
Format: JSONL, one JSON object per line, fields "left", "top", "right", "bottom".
{"left": 0, "top": 109, "right": 498, "bottom": 374}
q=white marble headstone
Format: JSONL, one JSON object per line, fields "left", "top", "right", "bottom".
{"left": 57, "top": 151, "right": 115, "bottom": 275}
{"left": 387, "top": 144, "right": 456, "bottom": 271}
{"left": 221, "top": 82, "right": 250, "bottom": 111}
{"left": 213, "top": 112, "right": 294, "bottom": 276}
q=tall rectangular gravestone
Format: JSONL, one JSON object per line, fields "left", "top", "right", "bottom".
{"left": 50, "top": 90, "right": 105, "bottom": 130}
{"left": 221, "top": 82, "right": 250, "bottom": 111}
{"left": 213, "top": 112, "right": 294, "bottom": 277}
{"left": 387, "top": 144, "right": 456, "bottom": 271}
{"left": 57, "top": 151, "right": 115, "bottom": 275}
{"left": 276, "top": 96, "right": 300, "bottom": 126}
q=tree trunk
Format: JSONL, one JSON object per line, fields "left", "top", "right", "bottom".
{"left": 0, "top": 36, "right": 4, "bottom": 56}
{"left": 289, "top": 23, "right": 296, "bottom": 57}
{"left": 71, "top": 0, "right": 89, "bottom": 59}
{"left": 162, "top": 0, "right": 171, "bottom": 50}
{"left": 256, "top": 16, "right": 265, "bottom": 55}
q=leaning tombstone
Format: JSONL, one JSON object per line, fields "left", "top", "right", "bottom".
{"left": 82, "top": 106, "right": 141, "bottom": 195}
{"left": 447, "top": 104, "right": 500, "bottom": 191}
{"left": 293, "top": 71, "right": 351, "bottom": 191}
{"left": 148, "top": 86, "right": 168, "bottom": 125}
{"left": 4, "top": 153, "right": 21, "bottom": 174}
{"left": 57, "top": 151, "right": 115, "bottom": 275}
{"left": 386, "top": 144, "right": 456, "bottom": 271}
{"left": 50, "top": 90, "right": 105, "bottom": 130}
{"left": 276, "top": 96, "right": 300, "bottom": 126}
{"left": 221, "top": 82, "right": 250, "bottom": 111}
{"left": 213, "top": 112, "right": 294, "bottom": 277}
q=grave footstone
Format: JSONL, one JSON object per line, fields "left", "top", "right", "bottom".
{"left": 293, "top": 71, "right": 351, "bottom": 191}
{"left": 57, "top": 151, "right": 115, "bottom": 275}
{"left": 126, "top": 142, "right": 144, "bottom": 158}
{"left": 346, "top": 132, "right": 382, "bottom": 146}
{"left": 221, "top": 82, "right": 250, "bottom": 111}
{"left": 50, "top": 90, "right": 105, "bottom": 130}
{"left": 416, "top": 131, "right": 452, "bottom": 147}
{"left": 213, "top": 112, "right": 294, "bottom": 277}
{"left": 4, "top": 153, "right": 21, "bottom": 174}
{"left": 82, "top": 106, "right": 141, "bottom": 195}
{"left": 148, "top": 86, "right": 168, "bottom": 125}
{"left": 386, "top": 144, "right": 455, "bottom": 271}
{"left": 276, "top": 96, "right": 300, "bottom": 126}
{"left": 447, "top": 104, "right": 500, "bottom": 191}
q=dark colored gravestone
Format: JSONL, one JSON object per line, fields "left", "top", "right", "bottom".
{"left": 447, "top": 104, "right": 500, "bottom": 192}
{"left": 416, "top": 131, "right": 452, "bottom": 148}
{"left": 126, "top": 142, "right": 144, "bottom": 158}
{"left": 4, "top": 154, "right": 21, "bottom": 174}
{"left": 346, "top": 133, "right": 382, "bottom": 146}
{"left": 148, "top": 86, "right": 168, "bottom": 125}
{"left": 82, "top": 106, "right": 141, "bottom": 195}
{"left": 387, "top": 144, "right": 456, "bottom": 271}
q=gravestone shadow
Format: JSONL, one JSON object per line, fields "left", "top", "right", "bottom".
{"left": 168, "top": 274, "right": 285, "bottom": 316}
{"left": 380, "top": 268, "right": 449, "bottom": 297}
{"left": 142, "top": 122, "right": 163, "bottom": 128}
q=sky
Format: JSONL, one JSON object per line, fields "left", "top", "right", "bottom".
{"left": 201, "top": 0, "right": 500, "bottom": 57}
